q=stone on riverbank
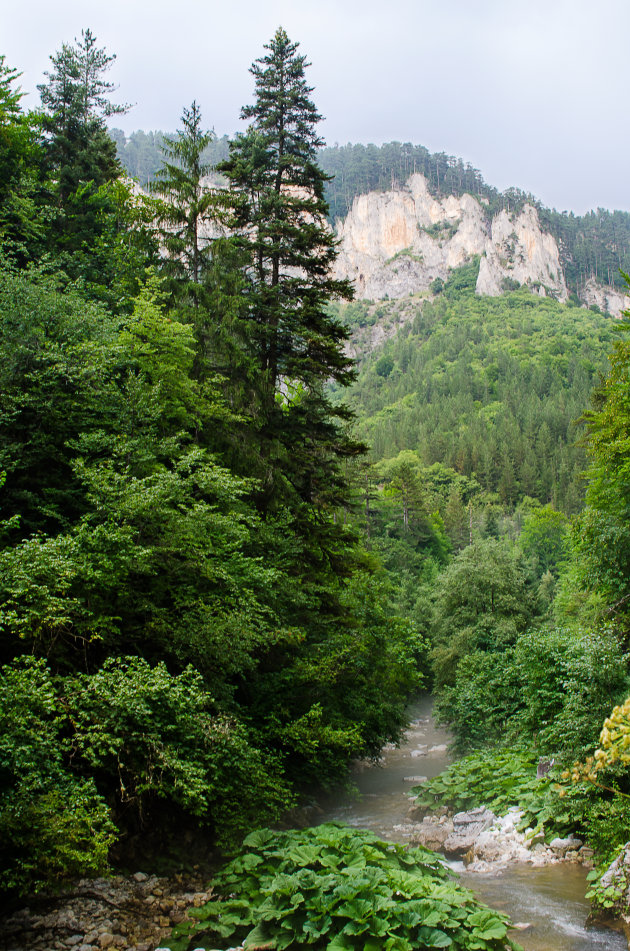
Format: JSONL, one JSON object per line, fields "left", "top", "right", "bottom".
{"left": 443, "top": 807, "right": 497, "bottom": 857}
{"left": 0, "top": 872, "right": 213, "bottom": 951}
{"left": 549, "top": 834, "right": 583, "bottom": 855}
{"left": 408, "top": 806, "right": 597, "bottom": 872}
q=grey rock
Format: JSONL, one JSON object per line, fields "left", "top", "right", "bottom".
{"left": 409, "top": 816, "right": 454, "bottom": 851}
{"left": 133, "top": 871, "right": 149, "bottom": 882}
{"left": 333, "top": 175, "right": 571, "bottom": 309}
{"left": 536, "top": 757, "right": 555, "bottom": 778}
{"left": 443, "top": 807, "right": 496, "bottom": 857}
{"left": 549, "top": 835, "right": 583, "bottom": 855}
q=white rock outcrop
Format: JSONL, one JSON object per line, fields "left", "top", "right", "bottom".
{"left": 476, "top": 204, "right": 567, "bottom": 302}
{"left": 333, "top": 174, "right": 568, "bottom": 305}
{"left": 580, "top": 277, "right": 630, "bottom": 317}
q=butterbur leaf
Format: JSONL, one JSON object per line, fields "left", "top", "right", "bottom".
{"left": 369, "top": 915, "right": 392, "bottom": 936}
{"left": 394, "top": 909, "right": 423, "bottom": 928}
{"left": 241, "top": 852, "right": 265, "bottom": 869}
{"left": 243, "top": 828, "right": 276, "bottom": 849}
{"left": 475, "top": 921, "right": 508, "bottom": 940}
{"left": 288, "top": 845, "right": 321, "bottom": 865}
{"left": 276, "top": 935, "right": 297, "bottom": 951}
{"left": 384, "top": 937, "right": 413, "bottom": 951}
{"left": 335, "top": 898, "right": 373, "bottom": 921}
{"left": 341, "top": 920, "right": 369, "bottom": 935}
{"left": 303, "top": 916, "right": 332, "bottom": 938}
{"left": 416, "top": 926, "right": 453, "bottom": 947}
{"left": 326, "top": 935, "right": 355, "bottom": 951}
{"left": 243, "top": 922, "right": 276, "bottom": 949}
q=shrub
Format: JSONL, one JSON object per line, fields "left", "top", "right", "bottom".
{"left": 164, "top": 823, "right": 521, "bottom": 951}
{"left": 66, "top": 656, "right": 294, "bottom": 844}
{"left": 435, "top": 626, "right": 629, "bottom": 758}
{"left": 0, "top": 658, "right": 115, "bottom": 895}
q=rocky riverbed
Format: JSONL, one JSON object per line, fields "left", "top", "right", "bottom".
{"left": 0, "top": 871, "right": 214, "bottom": 951}
{"left": 403, "top": 803, "right": 594, "bottom": 872}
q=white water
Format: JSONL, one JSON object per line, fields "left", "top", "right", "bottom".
{"left": 319, "top": 696, "right": 627, "bottom": 951}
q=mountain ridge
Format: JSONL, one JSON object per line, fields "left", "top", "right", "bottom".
{"left": 113, "top": 131, "right": 630, "bottom": 314}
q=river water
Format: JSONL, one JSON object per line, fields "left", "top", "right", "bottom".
{"left": 318, "top": 696, "right": 627, "bottom": 951}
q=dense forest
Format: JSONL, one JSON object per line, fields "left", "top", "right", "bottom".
{"left": 335, "top": 261, "right": 614, "bottom": 514}
{"left": 2, "top": 24, "right": 630, "bottom": 951}
{"left": 114, "top": 129, "right": 630, "bottom": 295}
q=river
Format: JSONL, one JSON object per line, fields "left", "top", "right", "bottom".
{"left": 318, "top": 696, "right": 627, "bottom": 951}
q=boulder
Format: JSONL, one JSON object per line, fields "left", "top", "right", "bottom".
{"left": 408, "top": 816, "right": 454, "bottom": 851}
{"left": 549, "top": 835, "right": 583, "bottom": 855}
{"left": 443, "top": 807, "right": 496, "bottom": 857}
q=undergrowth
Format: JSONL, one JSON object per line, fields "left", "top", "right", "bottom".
{"left": 410, "top": 748, "right": 572, "bottom": 838}
{"left": 162, "top": 823, "right": 522, "bottom": 951}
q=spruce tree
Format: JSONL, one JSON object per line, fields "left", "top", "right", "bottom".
{"left": 219, "top": 28, "right": 360, "bottom": 514}
{"left": 151, "top": 102, "right": 217, "bottom": 301}
{"left": 37, "top": 31, "right": 127, "bottom": 282}
{"left": 0, "top": 57, "right": 46, "bottom": 265}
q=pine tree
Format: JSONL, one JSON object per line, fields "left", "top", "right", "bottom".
{"left": 151, "top": 101, "right": 217, "bottom": 301}
{"left": 37, "top": 31, "right": 126, "bottom": 278}
{"left": 0, "top": 57, "right": 46, "bottom": 265}
{"left": 218, "top": 28, "right": 360, "bottom": 513}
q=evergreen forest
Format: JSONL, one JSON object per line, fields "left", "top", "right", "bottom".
{"left": 2, "top": 25, "right": 630, "bottom": 951}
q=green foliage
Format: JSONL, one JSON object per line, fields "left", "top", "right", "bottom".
{"left": 0, "top": 658, "right": 115, "bottom": 895}
{"left": 217, "top": 28, "right": 359, "bottom": 522}
{"left": 411, "top": 749, "right": 560, "bottom": 833}
{"left": 435, "top": 626, "right": 629, "bottom": 757}
{"left": 518, "top": 504, "right": 569, "bottom": 587}
{"left": 573, "top": 310, "right": 630, "bottom": 629}
{"left": 430, "top": 539, "right": 533, "bottom": 687}
{"left": 0, "top": 57, "right": 47, "bottom": 266}
{"left": 164, "top": 824, "right": 520, "bottom": 951}
{"left": 35, "top": 30, "right": 148, "bottom": 296}
{"left": 65, "top": 657, "right": 293, "bottom": 843}
{"left": 0, "top": 267, "right": 121, "bottom": 538}
{"left": 151, "top": 101, "right": 218, "bottom": 302}
{"left": 350, "top": 290, "right": 612, "bottom": 513}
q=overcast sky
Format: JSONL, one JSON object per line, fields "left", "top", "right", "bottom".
{"left": 5, "top": 0, "right": 630, "bottom": 215}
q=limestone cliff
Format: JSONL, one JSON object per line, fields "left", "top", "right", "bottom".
{"left": 333, "top": 174, "right": 630, "bottom": 314}
{"left": 580, "top": 277, "right": 630, "bottom": 317}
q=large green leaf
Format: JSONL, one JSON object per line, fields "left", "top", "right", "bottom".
{"left": 243, "top": 922, "right": 276, "bottom": 949}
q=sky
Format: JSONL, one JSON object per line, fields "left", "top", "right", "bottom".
{"left": 4, "top": 0, "right": 630, "bottom": 215}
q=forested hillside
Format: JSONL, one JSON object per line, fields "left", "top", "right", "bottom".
{"left": 339, "top": 263, "right": 614, "bottom": 514}
{"left": 3, "top": 24, "right": 630, "bottom": 948}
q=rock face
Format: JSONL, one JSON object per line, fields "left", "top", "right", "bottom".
{"left": 581, "top": 277, "right": 630, "bottom": 317}
{"left": 333, "top": 174, "right": 630, "bottom": 314}
{"left": 333, "top": 175, "right": 489, "bottom": 300}
{"left": 476, "top": 204, "right": 567, "bottom": 301}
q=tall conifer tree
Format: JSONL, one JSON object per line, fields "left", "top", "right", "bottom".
{"left": 37, "top": 30, "right": 127, "bottom": 283}
{"left": 219, "top": 28, "right": 360, "bottom": 515}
